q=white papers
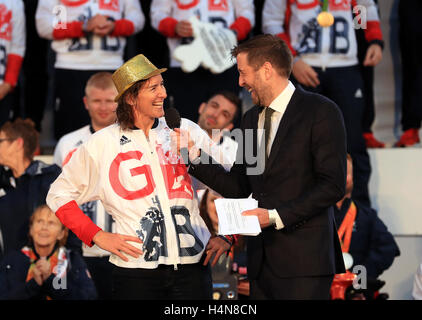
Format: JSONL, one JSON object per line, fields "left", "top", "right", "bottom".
{"left": 214, "top": 198, "right": 262, "bottom": 236}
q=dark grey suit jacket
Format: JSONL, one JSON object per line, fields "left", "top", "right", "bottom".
{"left": 189, "top": 86, "right": 346, "bottom": 280}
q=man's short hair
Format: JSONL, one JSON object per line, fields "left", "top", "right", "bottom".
{"left": 231, "top": 34, "right": 293, "bottom": 78}
{"left": 208, "top": 90, "right": 242, "bottom": 124}
{"left": 85, "top": 72, "right": 115, "bottom": 95}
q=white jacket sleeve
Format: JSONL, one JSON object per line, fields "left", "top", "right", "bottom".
{"left": 123, "top": 0, "right": 145, "bottom": 34}
{"left": 150, "top": 0, "right": 173, "bottom": 31}
{"left": 47, "top": 143, "right": 100, "bottom": 212}
{"left": 181, "top": 119, "right": 234, "bottom": 171}
{"left": 262, "top": 0, "right": 287, "bottom": 35}
{"left": 355, "top": 0, "right": 382, "bottom": 42}
{"left": 35, "top": 0, "right": 59, "bottom": 40}
{"left": 232, "top": 0, "right": 255, "bottom": 27}
{"left": 355, "top": 0, "right": 381, "bottom": 22}
{"left": 9, "top": 0, "right": 26, "bottom": 57}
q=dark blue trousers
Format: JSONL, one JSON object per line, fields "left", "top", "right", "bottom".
{"left": 111, "top": 260, "right": 212, "bottom": 300}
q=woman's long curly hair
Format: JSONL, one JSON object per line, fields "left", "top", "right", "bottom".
{"left": 116, "top": 79, "right": 147, "bottom": 130}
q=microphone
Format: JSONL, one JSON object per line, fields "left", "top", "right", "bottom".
{"left": 164, "top": 106, "right": 181, "bottom": 130}
{"left": 164, "top": 107, "right": 189, "bottom": 165}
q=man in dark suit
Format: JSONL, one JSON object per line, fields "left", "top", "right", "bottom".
{"left": 180, "top": 34, "right": 347, "bottom": 299}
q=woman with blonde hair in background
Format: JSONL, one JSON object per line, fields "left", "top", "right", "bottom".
{"left": 0, "top": 118, "right": 80, "bottom": 261}
{"left": 0, "top": 205, "right": 97, "bottom": 299}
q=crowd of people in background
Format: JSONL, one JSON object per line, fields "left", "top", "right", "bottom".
{"left": 0, "top": 0, "right": 420, "bottom": 300}
{"left": 1, "top": 1, "right": 420, "bottom": 148}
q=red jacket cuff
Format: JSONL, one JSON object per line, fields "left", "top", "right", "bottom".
{"left": 55, "top": 200, "right": 102, "bottom": 247}
{"left": 53, "top": 21, "right": 85, "bottom": 40}
{"left": 364, "top": 21, "right": 383, "bottom": 42}
{"left": 229, "top": 17, "right": 252, "bottom": 41}
{"left": 158, "top": 17, "right": 178, "bottom": 38}
{"left": 111, "top": 19, "right": 135, "bottom": 37}
{"left": 4, "top": 54, "right": 23, "bottom": 87}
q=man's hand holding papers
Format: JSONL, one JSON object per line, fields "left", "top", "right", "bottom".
{"left": 214, "top": 198, "right": 262, "bottom": 236}
{"left": 241, "top": 208, "right": 272, "bottom": 229}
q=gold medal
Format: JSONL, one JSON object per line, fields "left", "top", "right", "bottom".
{"left": 317, "top": 11, "right": 334, "bottom": 27}
{"left": 317, "top": 0, "right": 334, "bottom": 27}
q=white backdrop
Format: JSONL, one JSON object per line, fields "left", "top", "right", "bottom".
{"left": 369, "top": 149, "right": 422, "bottom": 236}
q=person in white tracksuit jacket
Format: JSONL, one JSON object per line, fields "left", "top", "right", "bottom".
{"left": 0, "top": 0, "right": 25, "bottom": 127}
{"left": 150, "top": 0, "right": 255, "bottom": 123}
{"left": 53, "top": 72, "right": 118, "bottom": 299}
{"left": 47, "top": 54, "right": 233, "bottom": 300}
{"left": 36, "top": 0, "right": 144, "bottom": 140}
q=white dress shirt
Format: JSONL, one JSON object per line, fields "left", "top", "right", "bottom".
{"left": 257, "top": 81, "right": 295, "bottom": 230}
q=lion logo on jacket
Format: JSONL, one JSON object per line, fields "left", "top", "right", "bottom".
{"left": 137, "top": 204, "right": 168, "bottom": 261}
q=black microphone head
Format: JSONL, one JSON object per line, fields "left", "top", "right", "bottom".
{"left": 165, "top": 107, "right": 181, "bottom": 129}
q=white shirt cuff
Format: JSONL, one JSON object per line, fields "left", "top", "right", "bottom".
{"left": 268, "top": 209, "right": 284, "bottom": 230}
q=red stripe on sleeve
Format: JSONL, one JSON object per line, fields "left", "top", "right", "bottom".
{"left": 4, "top": 54, "right": 23, "bottom": 87}
{"left": 364, "top": 21, "right": 383, "bottom": 42}
{"left": 55, "top": 200, "right": 102, "bottom": 247}
{"left": 111, "top": 19, "right": 135, "bottom": 37}
{"left": 277, "top": 32, "right": 297, "bottom": 56}
{"left": 158, "top": 17, "right": 179, "bottom": 38}
{"left": 52, "top": 21, "right": 85, "bottom": 40}
{"left": 229, "top": 16, "right": 252, "bottom": 41}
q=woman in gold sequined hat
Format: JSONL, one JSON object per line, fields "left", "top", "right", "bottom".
{"left": 47, "top": 54, "right": 231, "bottom": 300}
{"left": 112, "top": 54, "right": 167, "bottom": 132}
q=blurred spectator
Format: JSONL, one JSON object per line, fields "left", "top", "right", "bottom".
{"left": 194, "top": 91, "right": 240, "bottom": 199}
{"left": 194, "top": 87, "right": 240, "bottom": 287}
{"left": 53, "top": 72, "right": 117, "bottom": 299}
{"left": 54, "top": 72, "right": 117, "bottom": 166}
{"left": 197, "top": 90, "right": 241, "bottom": 163}
{"left": 199, "top": 188, "right": 248, "bottom": 299}
{"left": 150, "top": 0, "right": 254, "bottom": 123}
{"left": 0, "top": 0, "right": 25, "bottom": 127}
{"left": 262, "top": 0, "right": 383, "bottom": 206}
{"left": 35, "top": 0, "right": 144, "bottom": 140}
{"left": 356, "top": 0, "right": 385, "bottom": 148}
{"left": 0, "top": 118, "right": 80, "bottom": 261}
{"left": 0, "top": 205, "right": 97, "bottom": 300}
{"left": 333, "top": 155, "right": 400, "bottom": 300}
{"left": 394, "top": 0, "right": 422, "bottom": 147}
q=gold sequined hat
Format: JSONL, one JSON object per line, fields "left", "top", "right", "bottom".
{"left": 112, "top": 54, "right": 167, "bottom": 102}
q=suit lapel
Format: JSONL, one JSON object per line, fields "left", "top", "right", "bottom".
{"left": 265, "top": 87, "right": 304, "bottom": 172}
